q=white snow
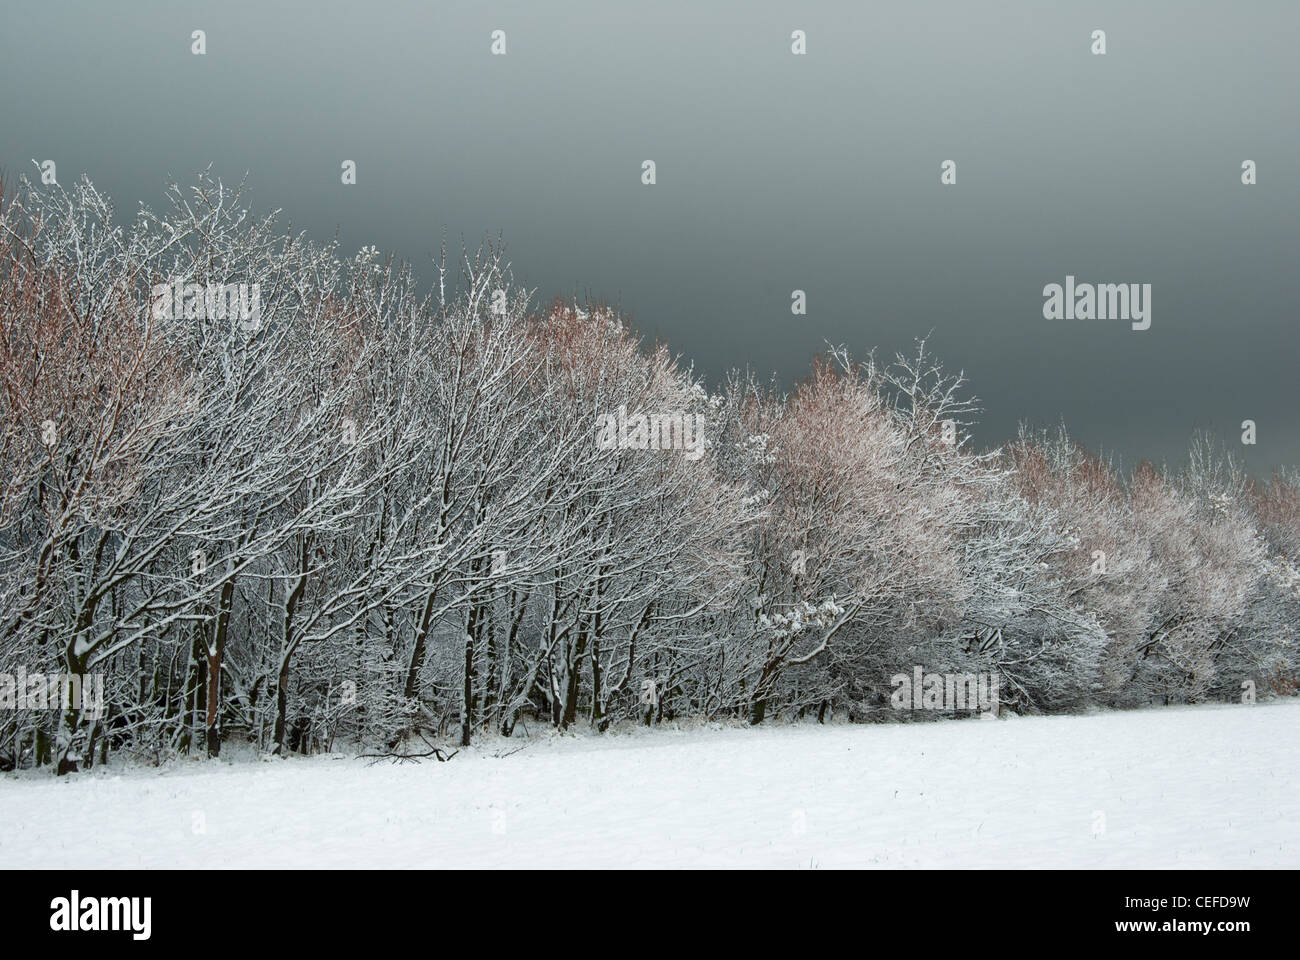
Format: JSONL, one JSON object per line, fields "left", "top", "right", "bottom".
{"left": 3, "top": 700, "right": 1298, "bottom": 868}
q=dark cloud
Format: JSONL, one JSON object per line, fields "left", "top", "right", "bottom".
{"left": 4, "top": 0, "right": 1295, "bottom": 472}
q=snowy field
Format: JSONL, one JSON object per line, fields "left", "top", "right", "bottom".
{"left": 3, "top": 701, "right": 1298, "bottom": 868}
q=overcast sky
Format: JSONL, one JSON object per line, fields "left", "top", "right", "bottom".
{"left": 3, "top": 0, "right": 1297, "bottom": 474}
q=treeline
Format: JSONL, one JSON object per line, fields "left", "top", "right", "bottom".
{"left": 1, "top": 175, "right": 1296, "bottom": 773}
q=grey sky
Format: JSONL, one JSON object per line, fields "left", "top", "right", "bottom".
{"left": 3, "top": 0, "right": 1296, "bottom": 474}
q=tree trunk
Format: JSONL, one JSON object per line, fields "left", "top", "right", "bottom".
{"left": 461, "top": 629, "right": 475, "bottom": 747}
{"left": 273, "top": 537, "right": 309, "bottom": 754}
{"left": 205, "top": 577, "right": 235, "bottom": 757}
{"left": 403, "top": 589, "right": 439, "bottom": 700}
{"left": 273, "top": 658, "right": 291, "bottom": 753}
{"left": 461, "top": 600, "right": 483, "bottom": 747}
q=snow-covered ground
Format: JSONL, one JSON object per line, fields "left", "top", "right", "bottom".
{"left": 3, "top": 701, "right": 1297, "bottom": 868}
